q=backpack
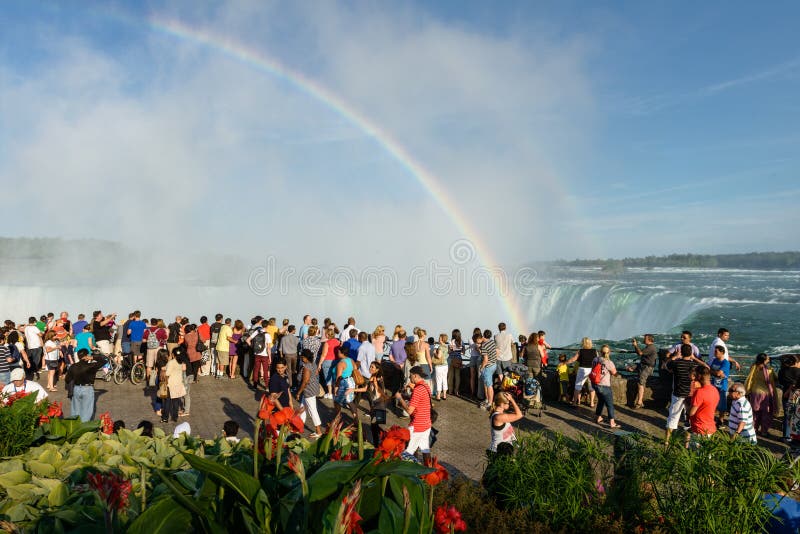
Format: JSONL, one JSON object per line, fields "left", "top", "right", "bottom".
{"left": 251, "top": 330, "right": 268, "bottom": 355}
{"left": 589, "top": 359, "right": 604, "bottom": 385}
{"left": 146, "top": 329, "right": 160, "bottom": 350}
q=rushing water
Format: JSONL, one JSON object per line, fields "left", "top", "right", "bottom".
{"left": 0, "top": 267, "right": 797, "bottom": 364}
{"left": 521, "top": 267, "right": 800, "bottom": 365}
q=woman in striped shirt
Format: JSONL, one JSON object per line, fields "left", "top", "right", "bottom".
{"left": 728, "top": 382, "right": 757, "bottom": 443}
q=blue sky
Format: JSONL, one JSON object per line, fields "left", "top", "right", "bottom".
{"left": 1, "top": 0, "right": 798, "bottom": 265}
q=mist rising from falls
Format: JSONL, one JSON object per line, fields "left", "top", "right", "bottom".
{"left": 518, "top": 283, "right": 708, "bottom": 344}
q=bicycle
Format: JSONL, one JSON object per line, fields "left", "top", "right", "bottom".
{"left": 113, "top": 354, "right": 146, "bottom": 385}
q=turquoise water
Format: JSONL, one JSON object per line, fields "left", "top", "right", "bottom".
{"left": 521, "top": 267, "right": 800, "bottom": 365}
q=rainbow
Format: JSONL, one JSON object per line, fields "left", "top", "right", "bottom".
{"left": 148, "top": 18, "right": 528, "bottom": 333}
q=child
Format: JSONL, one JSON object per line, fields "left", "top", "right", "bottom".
{"left": 223, "top": 420, "right": 240, "bottom": 443}
{"left": 557, "top": 354, "right": 570, "bottom": 402}
{"left": 538, "top": 331, "right": 552, "bottom": 367}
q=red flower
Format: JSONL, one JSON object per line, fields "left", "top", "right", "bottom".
{"left": 287, "top": 452, "right": 303, "bottom": 475}
{"left": 434, "top": 504, "right": 467, "bottom": 533}
{"left": 374, "top": 426, "right": 411, "bottom": 461}
{"left": 271, "top": 407, "right": 305, "bottom": 433}
{"left": 330, "top": 449, "right": 357, "bottom": 462}
{"left": 87, "top": 472, "right": 132, "bottom": 512}
{"left": 99, "top": 412, "right": 114, "bottom": 435}
{"left": 4, "top": 391, "right": 30, "bottom": 406}
{"left": 421, "top": 456, "right": 449, "bottom": 487}
{"left": 258, "top": 394, "right": 275, "bottom": 421}
{"left": 48, "top": 401, "right": 63, "bottom": 418}
{"left": 337, "top": 480, "right": 364, "bottom": 534}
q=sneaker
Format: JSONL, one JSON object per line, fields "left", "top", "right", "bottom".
{"left": 324, "top": 393, "right": 333, "bottom": 399}
{"left": 309, "top": 432, "right": 321, "bottom": 439}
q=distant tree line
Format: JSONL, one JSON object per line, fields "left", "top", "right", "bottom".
{"left": 555, "top": 252, "right": 800, "bottom": 270}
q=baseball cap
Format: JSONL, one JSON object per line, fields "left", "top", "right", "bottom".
{"left": 10, "top": 368, "right": 24, "bottom": 381}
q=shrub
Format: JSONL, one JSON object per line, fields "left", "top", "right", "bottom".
{"left": 482, "top": 432, "right": 613, "bottom": 531}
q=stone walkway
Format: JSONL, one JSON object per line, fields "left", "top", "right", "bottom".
{"left": 43, "top": 373, "right": 788, "bottom": 481}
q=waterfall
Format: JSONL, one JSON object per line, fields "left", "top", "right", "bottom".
{"left": 518, "top": 283, "right": 709, "bottom": 345}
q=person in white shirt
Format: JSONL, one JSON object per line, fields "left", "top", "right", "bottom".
{"left": 356, "top": 331, "right": 376, "bottom": 378}
{"left": 23, "top": 318, "right": 43, "bottom": 378}
{"left": 339, "top": 317, "right": 359, "bottom": 343}
{"left": 708, "top": 328, "right": 741, "bottom": 371}
{"left": 2, "top": 367, "right": 48, "bottom": 404}
{"left": 494, "top": 322, "right": 513, "bottom": 378}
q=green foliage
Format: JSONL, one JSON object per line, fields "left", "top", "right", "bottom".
{"left": 481, "top": 430, "right": 800, "bottom": 533}
{"left": 133, "top": 424, "right": 436, "bottom": 534}
{"left": 556, "top": 251, "right": 800, "bottom": 270}
{"left": 637, "top": 434, "right": 799, "bottom": 534}
{"left": 483, "top": 432, "right": 612, "bottom": 531}
{"left": 0, "top": 394, "right": 47, "bottom": 457}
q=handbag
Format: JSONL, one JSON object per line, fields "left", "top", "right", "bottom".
{"left": 157, "top": 379, "right": 169, "bottom": 399}
{"left": 351, "top": 361, "right": 366, "bottom": 387}
{"left": 372, "top": 408, "right": 387, "bottom": 424}
{"left": 195, "top": 334, "right": 205, "bottom": 354}
{"left": 429, "top": 393, "right": 438, "bottom": 424}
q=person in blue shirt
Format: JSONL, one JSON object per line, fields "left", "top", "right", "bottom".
{"left": 74, "top": 324, "right": 96, "bottom": 354}
{"left": 127, "top": 311, "right": 147, "bottom": 359}
{"left": 343, "top": 328, "right": 361, "bottom": 362}
{"left": 763, "top": 490, "right": 800, "bottom": 534}
{"left": 71, "top": 315, "right": 88, "bottom": 338}
{"left": 709, "top": 344, "right": 731, "bottom": 419}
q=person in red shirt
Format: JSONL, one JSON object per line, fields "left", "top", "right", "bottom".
{"left": 197, "top": 316, "right": 211, "bottom": 343}
{"left": 689, "top": 365, "right": 720, "bottom": 440}
{"left": 395, "top": 365, "right": 432, "bottom": 464}
{"left": 537, "top": 330, "right": 551, "bottom": 367}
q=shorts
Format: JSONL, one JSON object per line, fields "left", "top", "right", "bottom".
{"left": 146, "top": 348, "right": 159, "bottom": 368}
{"left": 481, "top": 363, "right": 497, "bottom": 386}
{"left": 560, "top": 380, "right": 569, "bottom": 396}
{"left": 574, "top": 367, "right": 593, "bottom": 392}
{"left": 46, "top": 360, "right": 60, "bottom": 371}
{"left": 497, "top": 360, "right": 512, "bottom": 374}
{"left": 666, "top": 395, "right": 688, "bottom": 430}
{"left": 0, "top": 371, "right": 10, "bottom": 385}
{"left": 217, "top": 351, "right": 230, "bottom": 366}
{"left": 637, "top": 364, "right": 654, "bottom": 387}
{"left": 130, "top": 341, "right": 143, "bottom": 357}
{"left": 122, "top": 341, "right": 131, "bottom": 354}
{"left": 405, "top": 427, "right": 431, "bottom": 454}
{"left": 96, "top": 340, "right": 112, "bottom": 356}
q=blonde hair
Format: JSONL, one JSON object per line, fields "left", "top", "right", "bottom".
{"left": 374, "top": 325, "right": 385, "bottom": 337}
{"left": 492, "top": 391, "right": 509, "bottom": 410}
{"left": 418, "top": 328, "right": 427, "bottom": 338}
{"left": 581, "top": 337, "right": 593, "bottom": 350}
{"left": 600, "top": 344, "right": 611, "bottom": 358}
{"left": 439, "top": 333, "right": 448, "bottom": 343}
{"left": 326, "top": 327, "right": 336, "bottom": 340}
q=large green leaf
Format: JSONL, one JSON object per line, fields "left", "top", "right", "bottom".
{"left": 358, "top": 477, "right": 383, "bottom": 522}
{"left": 127, "top": 497, "right": 193, "bottom": 534}
{"left": 367, "top": 460, "right": 433, "bottom": 478}
{"left": 181, "top": 452, "right": 263, "bottom": 506}
{"left": 378, "top": 499, "right": 404, "bottom": 534}
{"left": 307, "top": 460, "right": 366, "bottom": 502}
{"left": 0, "top": 470, "right": 31, "bottom": 488}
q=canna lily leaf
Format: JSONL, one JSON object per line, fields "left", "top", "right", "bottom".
{"left": 0, "top": 470, "right": 31, "bottom": 488}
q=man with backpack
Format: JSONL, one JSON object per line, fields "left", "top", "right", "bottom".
{"left": 204, "top": 314, "right": 223, "bottom": 377}
{"left": 143, "top": 319, "right": 167, "bottom": 387}
{"left": 247, "top": 319, "right": 272, "bottom": 389}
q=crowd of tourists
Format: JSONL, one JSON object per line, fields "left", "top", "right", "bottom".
{"left": 1, "top": 312, "right": 799, "bottom": 456}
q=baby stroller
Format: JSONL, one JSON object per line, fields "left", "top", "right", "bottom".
{"left": 502, "top": 363, "right": 545, "bottom": 417}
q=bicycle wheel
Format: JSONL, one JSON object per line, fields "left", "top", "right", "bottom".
{"left": 131, "top": 362, "right": 145, "bottom": 385}
{"left": 113, "top": 366, "right": 126, "bottom": 385}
